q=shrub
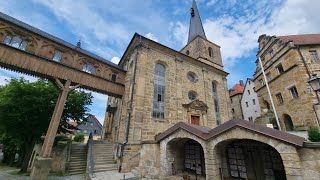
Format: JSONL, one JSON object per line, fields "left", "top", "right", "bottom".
{"left": 54, "top": 135, "right": 69, "bottom": 146}
{"left": 308, "top": 127, "right": 320, "bottom": 142}
{"left": 74, "top": 133, "right": 84, "bottom": 142}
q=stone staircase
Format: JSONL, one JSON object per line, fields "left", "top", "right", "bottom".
{"left": 92, "top": 140, "right": 117, "bottom": 172}
{"left": 68, "top": 144, "right": 87, "bottom": 175}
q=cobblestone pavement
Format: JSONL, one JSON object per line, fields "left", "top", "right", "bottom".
{"left": 0, "top": 165, "right": 86, "bottom": 180}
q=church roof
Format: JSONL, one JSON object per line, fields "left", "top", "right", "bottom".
{"left": 188, "top": 0, "right": 207, "bottom": 43}
{"left": 155, "top": 119, "right": 305, "bottom": 147}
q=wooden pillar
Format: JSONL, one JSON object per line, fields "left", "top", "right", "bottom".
{"left": 40, "top": 79, "right": 73, "bottom": 157}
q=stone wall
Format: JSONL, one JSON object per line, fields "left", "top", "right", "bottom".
{"left": 28, "top": 144, "right": 68, "bottom": 173}
{"left": 254, "top": 35, "right": 320, "bottom": 129}
{"left": 298, "top": 146, "right": 320, "bottom": 179}
{"left": 230, "top": 94, "right": 243, "bottom": 119}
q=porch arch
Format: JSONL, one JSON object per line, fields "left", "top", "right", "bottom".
{"left": 209, "top": 127, "right": 303, "bottom": 179}
{"left": 159, "top": 129, "right": 208, "bottom": 179}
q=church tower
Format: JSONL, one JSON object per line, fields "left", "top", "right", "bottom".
{"left": 181, "top": 0, "right": 224, "bottom": 71}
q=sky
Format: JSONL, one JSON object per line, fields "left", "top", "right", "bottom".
{"left": 0, "top": 0, "right": 319, "bottom": 124}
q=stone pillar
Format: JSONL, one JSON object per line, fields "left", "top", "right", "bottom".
{"left": 30, "top": 157, "right": 53, "bottom": 180}
{"left": 31, "top": 79, "right": 75, "bottom": 180}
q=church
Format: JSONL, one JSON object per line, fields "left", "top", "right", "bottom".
{"left": 0, "top": 0, "right": 319, "bottom": 179}
{"left": 102, "top": 1, "right": 319, "bottom": 179}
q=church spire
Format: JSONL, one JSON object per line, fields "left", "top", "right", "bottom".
{"left": 188, "top": 0, "right": 206, "bottom": 43}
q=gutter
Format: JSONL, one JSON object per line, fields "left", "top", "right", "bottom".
{"left": 119, "top": 35, "right": 141, "bottom": 172}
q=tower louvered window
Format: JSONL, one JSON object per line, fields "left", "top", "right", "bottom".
{"left": 153, "top": 64, "right": 165, "bottom": 119}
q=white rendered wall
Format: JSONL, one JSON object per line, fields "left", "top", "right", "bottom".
{"left": 241, "top": 79, "right": 261, "bottom": 121}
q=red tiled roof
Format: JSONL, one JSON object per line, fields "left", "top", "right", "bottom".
{"left": 277, "top": 34, "right": 320, "bottom": 45}
{"left": 155, "top": 119, "right": 305, "bottom": 147}
{"left": 68, "top": 121, "right": 78, "bottom": 127}
{"left": 229, "top": 84, "right": 244, "bottom": 97}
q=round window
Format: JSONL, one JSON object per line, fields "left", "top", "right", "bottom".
{"left": 188, "top": 91, "right": 197, "bottom": 101}
{"left": 187, "top": 72, "right": 197, "bottom": 82}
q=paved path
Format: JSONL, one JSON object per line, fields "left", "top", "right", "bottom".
{"left": 0, "top": 165, "right": 86, "bottom": 180}
{"left": 91, "top": 170, "right": 136, "bottom": 180}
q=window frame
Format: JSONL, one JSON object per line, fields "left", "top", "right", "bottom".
{"left": 276, "top": 64, "right": 284, "bottom": 75}
{"left": 275, "top": 93, "right": 284, "bottom": 105}
{"left": 288, "top": 86, "right": 299, "bottom": 98}
{"left": 153, "top": 63, "right": 166, "bottom": 119}
{"left": 310, "top": 50, "right": 319, "bottom": 63}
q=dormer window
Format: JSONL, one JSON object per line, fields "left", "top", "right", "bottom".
{"left": 3, "top": 35, "right": 27, "bottom": 50}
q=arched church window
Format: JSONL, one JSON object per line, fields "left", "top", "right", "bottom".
{"left": 208, "top": 47, "right": 213, "bottom": 57}
{"left": 153, "top": 63, "right": 165, "bottom": 119}
{"left": 82, "top": 63, "right": 96, "bottom": 74}
{"left": 212, "top": 81, "right": 221, "bottom": 125}
{"left": 186, "top": 50, "right": 190, "bottom": 55}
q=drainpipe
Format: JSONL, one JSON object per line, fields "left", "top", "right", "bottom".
{"left": 119, "top": 36, "right": 141, "bottom": 172}
{"left": 297, "top": 46, "right": 320, "bottom": 127}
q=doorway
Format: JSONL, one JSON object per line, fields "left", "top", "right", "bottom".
{"left": 191, "top": 115, "right": 200, "bottom": 125}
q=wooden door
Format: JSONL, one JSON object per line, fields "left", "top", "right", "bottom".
{"left": 191, "top": 115, "right": 200, "bottom": 125}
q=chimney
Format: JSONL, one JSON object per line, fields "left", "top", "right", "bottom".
{"left": 239, "top": 80, "right": 244, "bottom": 86}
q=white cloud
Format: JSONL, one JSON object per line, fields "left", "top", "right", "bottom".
{"left": 145, "top": 32, "right": 158, "bottom": 42}
{"left": 0, "top": 75, "right": 11, "bottom": 86}
{"left": 111, "top": 57, "right": 120, "bottom": 64}
{"left": 171, "top": 21, "right": 188, "bottom": 46}
{"left": 202, "top": 0, "right": 320, "bottom": 68}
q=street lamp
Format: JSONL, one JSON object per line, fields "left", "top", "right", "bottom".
{"left": 308, "top": 74, "right": 320, "bottom": 127}
{"left": 308, "top": 74, "right": 320, "bottom": 92}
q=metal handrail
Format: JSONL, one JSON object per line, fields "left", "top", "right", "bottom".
{"left": 88, "top": 133, "right": 95, "bottom": 177}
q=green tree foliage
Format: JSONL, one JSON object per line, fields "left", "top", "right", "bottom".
{"left": 0, "top": 78, "right": 92, "bottom": 172}
{"left": 308, "top": 127, "right": 320, "bottom": 142}
{"left": 73, "top": 133, "right": 84, "bottom": 142}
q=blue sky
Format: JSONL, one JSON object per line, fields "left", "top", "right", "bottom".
{"left": 0, "top": 0, "right": 319, "bottom": 124}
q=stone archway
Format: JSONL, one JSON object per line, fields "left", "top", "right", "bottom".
{"left": 166, "top": 138, "right": 206, "bottom": 178}
{"left": 284, "top": 114, "right": 294, "bottom": 131}
{"left": 208, "top": 127, "right": 303, "bottom": 179}
{"left": 215, "top": 139, "right": 286, "bottom": 180}
{"left": 159, "top": 130, "right": 208, "bottom": 179}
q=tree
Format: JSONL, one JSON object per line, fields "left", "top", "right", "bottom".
{"left": 0, "top": 78, "right": 93, "bottom": 172}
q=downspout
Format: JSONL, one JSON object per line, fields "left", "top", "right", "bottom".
{"left": 297, "top": 46, "right": 320, "bottom": 127}
{"left": 119, "top": 35, "right": 141, "bottom": 172}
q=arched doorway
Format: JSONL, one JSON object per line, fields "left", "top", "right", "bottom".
{"left": 216, "top": 139, "right": 286, "bottom": 180}
{"left": 283, "top": 114, "right": 294, "bottom": 131}
{"left": 166, "top": 138, "right": 206, "bottom": 179}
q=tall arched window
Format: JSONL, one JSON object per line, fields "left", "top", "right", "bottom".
{"left": 153, "top": 63, "right": 165, "bottom": 119}
{"left": 212, "top": 81, "right": 221, "bottom": 125}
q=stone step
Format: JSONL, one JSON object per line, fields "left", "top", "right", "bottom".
{"left": 94, "top": 161, "right": 114, "bottom": 165}
{"left": 69, "top": 165, "right": 87, "bottom": 170}
{"left": 68, "top": 168, "right": 86, "bottom": 175}
{"left": 69, "top": 162, "right": 86, "bottom": 166}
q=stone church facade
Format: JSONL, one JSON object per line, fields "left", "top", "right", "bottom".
{"left": 102, "top": 1, "right": 320, "bottom": 179}
{"left": 103, "top": 0, "right": 231, "bottom": 173}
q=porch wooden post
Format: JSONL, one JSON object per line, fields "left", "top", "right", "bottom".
{"left": 40, "top": 79, "right": 71, "bottom": 157}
